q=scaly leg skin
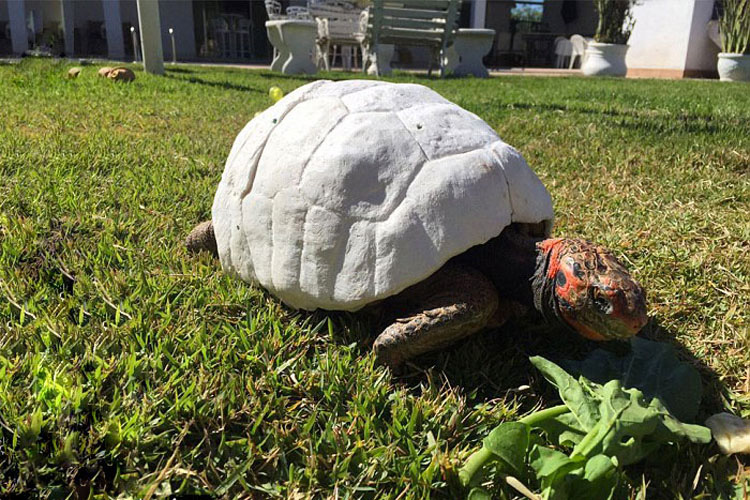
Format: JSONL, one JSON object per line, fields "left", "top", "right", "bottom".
{"left": 373, "top": 264, "right": 501, "bottom": 369}
{"left": 185, "top": 220, "right": 218, "bottom": 257}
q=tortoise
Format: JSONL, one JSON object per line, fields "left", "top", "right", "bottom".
{"left": 97, "top": 66, "right": 136, "bottom": 82}
{"left": 186, "top": 80, "right": 647, "bottom": 368}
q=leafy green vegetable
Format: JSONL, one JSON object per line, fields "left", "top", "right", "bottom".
{"left": 459, "top": 348, "right": 712, "bottom": 499}
{"left": 567, "top": 454, "right": 619, "bottom": 500}
{"left": 529, "top": 357, "right": 599, "bottom": 430}
{"left": 482, "top": 422, "right": 530, "bottom": 477}
{"left": 534, "top": 410, "right": 586, "bottom": 448}
{"left": 531, "top": 357, "right": 710, "bottom": 465}
{"left": 562, "top": 337, "right": 702, "bottom": 422}
{"left": 529, "top": 445, "right": 584, "bottom": 490}
{"left": 528, "top": 447, "right": 620, "bottom": 500}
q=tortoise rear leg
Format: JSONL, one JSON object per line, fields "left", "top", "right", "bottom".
{"left": 373, "top": 264, "right": 501, "bottom": 369}
{"left": 186, "top": 220, "right": 218, "bottom": 257}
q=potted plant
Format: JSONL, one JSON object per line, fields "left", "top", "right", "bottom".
{"left": 582, "top": 0, "right": 636, "bottom": 77}
{"left": 717, "top": 0, "right": 750, "bottom": 81}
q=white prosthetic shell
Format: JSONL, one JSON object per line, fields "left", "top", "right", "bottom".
{"left": 212, "top": 80, "right": 553, "bottom": 311}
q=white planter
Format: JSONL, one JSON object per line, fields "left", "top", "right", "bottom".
{"left": 717, "top": 53, "right": 750, "bottom": 82}
{"left": 581, "top": 42, "right": 629, "bottom": 77}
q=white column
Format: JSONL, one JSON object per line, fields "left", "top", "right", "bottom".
{"left": 7, "top": 0, "right": 28, "bottom": 56}
{"left": 136, "top": 0, "right": 164, "bottom": 74}
{"left": 103, "top": 0, "right": 125, "bottom": 59}
{"left": 470, "top": 0, "right": 486, "bottom": 29}
{"left": 60, "top": 0, "right": 75, "bottom": 57}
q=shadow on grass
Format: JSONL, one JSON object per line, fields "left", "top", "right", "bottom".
{"left": 253, "top": 71, "right": 327, "bottom": 83}
{"left": 165, "top": 67, "right": 197, "bottom": 75}
{"left": 506, "top": 101, "right": 748, "bottom": 135}
{"left": 385, "top": 315, "right": 728, "bottom": 416}
{"left": 165, "top": 73, "right": 263, "bottom": 93}
{"left": 261, "top": 284, "right": 733, "bottom": 425}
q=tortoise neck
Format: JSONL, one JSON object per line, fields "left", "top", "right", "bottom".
{"left": 452, "top": 227, "right": 542, "bottom": 307}
{"left": 531, "top": 238, "right": 577, "bottom": 331}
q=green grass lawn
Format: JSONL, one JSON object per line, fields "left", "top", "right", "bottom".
{"left": 0, "top": 59, "right": 748, "bottom": 499}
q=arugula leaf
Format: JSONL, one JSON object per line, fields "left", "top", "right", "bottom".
{"left": 648, "top": 398, "right": 711, "bottom": 444}
{"left": 570, "top": 381, "right": 663, "bottom": 465}
{"left": 534, "top": 411, "right": 587, "bottom": 448}
{"left": 529, "top": 445, "right": 585, "bottom": 500}
{"left": 459, "top": 347, "right": 711, "bottom": 498}
{"left": 562, "top": 337, "right": 702, "bottom": 422}
{"left": 532, "top": 359, "right": 710, "bottom": 465}
{"left": 567, "top": 454, "right": 619, "bottom": 500}
{"left": 482, "top": 422, "right": 530, "bottom": 477}
{"left": 529, "top": 356, "right": 600, "bottom": 430}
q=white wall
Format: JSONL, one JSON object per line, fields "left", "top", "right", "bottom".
{"left": 627, "top": 0, "right": 718, "bottom": 76}
{"left": 684, "top": 0, "right": 718, "bottom": 75}
{"left": 627, "top": 0, "right": 694, "bottom": 71}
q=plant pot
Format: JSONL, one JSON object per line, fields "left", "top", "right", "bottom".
{"left": 581, "top": 42, "right": 629, "bottom": 77}
{"left": 717, "top": 53, "right": 750, "bottom": 82}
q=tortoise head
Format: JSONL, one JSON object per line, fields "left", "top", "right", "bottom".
{"left": 535, "top": 238, "right": 648, "bottom": 341}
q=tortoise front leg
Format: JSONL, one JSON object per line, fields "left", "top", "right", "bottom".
{"left": 373, "top": 264, "right": 500, "bottom": 369}
{"left": 186, "top": 220, "right": 218, "bottom": 257}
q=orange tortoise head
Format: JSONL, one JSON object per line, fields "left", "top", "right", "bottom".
{"left": 538, "top": 238, "right": 648, "bottom": 341}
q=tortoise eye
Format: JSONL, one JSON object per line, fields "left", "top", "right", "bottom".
{"left": 556, "top": 270, "right": 567, "bottom": 287}
{"left": 593, "top": 296, "right": 613, "bottom": 314}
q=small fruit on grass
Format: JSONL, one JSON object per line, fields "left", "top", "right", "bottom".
{"left": 269, "top": 86, "right": 284, "bottom": 102}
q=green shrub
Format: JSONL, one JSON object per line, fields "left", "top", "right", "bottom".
{"left": 593, "top": 0, "right": 636, "bottom": 45}
{"left": 720, "top": 0, "right": 750, "bottom": 54}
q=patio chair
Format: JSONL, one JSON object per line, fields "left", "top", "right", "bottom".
{"left": 309, "top": 0, "right": 364, "bottom": 70}
{"left": 360, "top": 0, "right": 461, "bottom": 77}
{"left": 265, "top": 0, "right": 284, "bottom": 20}
{"left": 554, "top": 36, "right": 572, "bottom": 68}
{"left": 265, "top": 0, "right": 284, "bottom": 61}
{"left": 236, "top": 17, "right": 253, "bottom": 59}
{"left": 287, "top": 6, "right": 312, "bottom": 20}
{"left": 210, "top": 17, "right": 231, "bottom": 58}
{"left": 569, "top": 34, "right": 586, "bottom": 69}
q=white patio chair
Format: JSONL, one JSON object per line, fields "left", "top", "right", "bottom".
{"left": 286, "top": 6, "right": 312, "bottom": 20}
{"left": 236, "top": 17, "right": 253, "bottom": 58}
{"left": 554, "top": 37, "right": 572, "bottom": 68}
{"left": 265, "top": 0, "right": 284, "bottom": 61}
{"left": 309, "top": 0, "right": 364, "bottom": 71}
{"left": 210, "top": 17, "right": 231, "bottom": 58}
{"left": 569, "top": 34, "right": 586, "bottom": 69}
{"left": 265, "top": 0, "right": 284, "bottom": 20}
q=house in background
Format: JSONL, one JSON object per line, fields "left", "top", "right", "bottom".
{"left": 470, "top": 0, "right": 720, "bottom": 78}
{"left": 0, "top": 0, "right": 722, "bottom": 79}
{"left": 0, "top": 0, "right": 273, "bottom": 62}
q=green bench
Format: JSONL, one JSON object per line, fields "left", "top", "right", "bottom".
{"left": 360, "top": 0, "right": 461, "bottom": 77}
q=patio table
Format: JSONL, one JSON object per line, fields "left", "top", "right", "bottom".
{"left": 265, "top": 19, "right": 318, "bottom": 75}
